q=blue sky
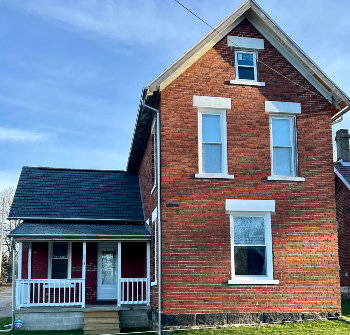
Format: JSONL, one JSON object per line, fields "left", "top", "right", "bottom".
{"left": 0, "top": 0, "right": 349, "bottom": 190}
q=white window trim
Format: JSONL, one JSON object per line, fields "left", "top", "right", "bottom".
{"left": 151, "top": 207, "right": 157, "bottom": 286}
{"left": 226, "top": 200, "right": 278, "bottom": 285}
{"left": 269, "top": 114, "right": 299, "bottom": 179}
{"left": 48, "top": 241, "right": 72, "bottom": 280}
{"left": 198, "top": 108, "right": 230, "bottom": 176}
{"left": 230, "top": 80, "right": 265, "bottom": 87}
{"left": 234, "top": 50, "right": 258, "bottom": 82}
{"left": 151, "top": 117, "right": 156, "bottom": 195}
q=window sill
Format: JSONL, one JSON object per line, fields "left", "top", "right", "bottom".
{"left": 267, "top": 176, "right": 305, "bottom": 182}
{"left": 228, "top": 279, "right": 279, "bottom": 285}
{"left": 151, "top": 281, "right": 157, "bottom": 287}
{"left": 151, "top": 184, "right": 156, "bottom": 195}
{"left": 195, "top": 173, "right": 234, "bottom": 180}
{"left": 230, "top": 80, "right": 265, "bottom": 87}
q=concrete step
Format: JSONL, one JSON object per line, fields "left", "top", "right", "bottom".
{"left": 85, "top": 311, "right": 120, "bottom": 318}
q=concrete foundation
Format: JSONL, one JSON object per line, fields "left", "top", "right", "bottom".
{"left": 14, "top": 305, "right": 150, "bottom": 331}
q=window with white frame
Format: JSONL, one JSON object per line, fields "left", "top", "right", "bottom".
{"left": 226, "top": 199, "right": 278, "bottom": 285}
{"left": 235, "top": 51, "right": 258, "bottom": 81}
{"left": 48, "top": 242, "right": 71, "bottom": 279}
{"left": 270, "top": 115, "right": 296, "bottom": 177}
{"left": 151, "top": 118, "right": 156, "bottom": 193}
{"left": 199, "top": 110, "right": 227, "bottom": 174}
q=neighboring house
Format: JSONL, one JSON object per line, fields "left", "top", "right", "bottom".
{"left": 9, "top": 0, "right": 350, "bottom": 332}
{"left": 334, "top": 129, "right": 350, "bottom": 299}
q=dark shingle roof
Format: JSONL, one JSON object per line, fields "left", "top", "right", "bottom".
{"left": 9, "top": 167, "right": 144, "bottom": 221}
{"left": 334, "top": 162, "right": 350, "bottom": 186}
{"left": 9, "top": 222, "right": 150, "bottom": 240}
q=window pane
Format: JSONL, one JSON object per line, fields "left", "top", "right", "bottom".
{"left": 237, "top": 53, "right": 254, "bottom": 66}
{"left": 273, "top": 147, "right": 292, "bottom": 176}
{"left": 52, "top": 242, "right": 68, "bottom": 258}
{"left": 52, "top": 259, "right": 68, "bottom": 279}
{"left": 272, "top": 119, "right": 291, "bottom": 146}
{"left": 238, "top": 67, "right": 254, "bottom": 80}
{"left": 234, "top": 246, "right": 266, "bottom": 275}
{"left": 102, "top": 250, "right": 117, "bottom": 285}
{"left": 203, "top": 144, "right": 222, "bottom": 173}
{"left": 234, "top": 217, "right": 265, "bottom": 245}
{"left": 202, "top": 114, "right": 221, "bottom": 143}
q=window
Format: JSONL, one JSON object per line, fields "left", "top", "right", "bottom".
{"left": 151, "top": 118, "right": 156, "bottom": 194}
{"left": 235, "top": 51, "right": 257, "bottom": 81}
{"left": 226, "top": 199, "right": 278, "bottom": 285}
{"left": 199, "top": 110, "right": 227, "bottom": 175}
{"left": 270, "top": 115, "right": 296, "bottom": 177}
{"left": 48, "top": 242, "right": 71, "bottom": 279}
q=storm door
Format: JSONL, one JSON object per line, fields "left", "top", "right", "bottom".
{"left": 97, "top": 244, "right": 118, "bottom": 300}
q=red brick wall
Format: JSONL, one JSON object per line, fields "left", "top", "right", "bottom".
{"left": 31, "top": 242, "right": 48, "bottom": 279}
{"left": 71, "top": 242, "right": 83, "bottom": 279}
{"left": 336, "top": 176, "right": 350, "bottom": 287}
{"left": 121, "top": 242, "right": 147, "bottom": 278}
{"left": 154, "top": 19, "right": 339, "bottom": 314}
{"left": 22, "top": 245, "right": 28, "bottom": 279}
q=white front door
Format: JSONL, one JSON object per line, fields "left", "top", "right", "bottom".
{"left": 97, "top": 244, "right": 118, "bottom": 300}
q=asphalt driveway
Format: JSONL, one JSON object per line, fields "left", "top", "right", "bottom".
{"left": 0, "top": 287, "right": 12, "bottom": 317}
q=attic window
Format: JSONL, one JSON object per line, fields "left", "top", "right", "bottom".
{"left": 235, "top": 51, "right": 257, "bottom": 81}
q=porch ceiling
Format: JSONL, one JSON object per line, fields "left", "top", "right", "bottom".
{"left": 9, "top": 222, "right": 151, "bottom": 241}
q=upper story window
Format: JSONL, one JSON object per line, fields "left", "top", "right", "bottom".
{"left": 227, "top": 36, "right": 265, "bottom": 87}
{"left": 151, "top": 118, "right": 156, "bottom": 194}
{"left": 199, "top": 110, "right": 227, "bottom": 174}
{"left": 265, "top": 101, "right": 305, "bottom": 182}
{"left": 235, "top": 51, "right": 257, "bottom": 81}
{"left": 271, "top": 115, "right": 296, "bottom": 176}
{"left": 193, "top": 95, "right": 234, "bottom": 179}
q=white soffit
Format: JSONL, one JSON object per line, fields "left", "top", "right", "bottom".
{"left": 226, "top": 199, "right": 275, "bottom": 212}
{"left": 227, "top": 36, "right": 264, "bottom": 49}
{"left": 193, "top": 95, "right": 231, "bottom": 109}
{"left": 265, "top": 101, "right": 301, "bottom": 114}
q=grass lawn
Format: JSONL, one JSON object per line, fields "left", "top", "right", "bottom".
{"left": 1, "top": 302, "right": 350, "bottom": 334}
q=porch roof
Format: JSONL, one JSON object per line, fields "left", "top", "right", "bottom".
{"left": 8, "top": 222, "right": 151, "bottom": 241}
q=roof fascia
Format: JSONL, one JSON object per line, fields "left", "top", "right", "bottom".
{"left": 334, "top": 167, "right": 350, "bottom": 191}
{"left": 248, "top": 1, "right": 350, "bottom": 106}
{"left": 148, "top": 1, "right": 251, "bottom": 92}
{"left": 8, "top": 217, "right": 144, "bottom": 223}
{"left": 9, "top": 235, "right": 151, "bottom": 241}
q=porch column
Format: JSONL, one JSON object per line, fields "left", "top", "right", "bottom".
{"left": 82, "top": 242, "right": 86, "bottom": 308}
{"left": 18, "top": 242, "right": 22, "bottom": 280}
{"left": 147, "top": 242, "right": 150, "bottom": 306}
{"left": 118, "top": 242, "right": 121, "bottom": 306}
{"left": 28, "top": 242, "right": 32, "bottom": 279}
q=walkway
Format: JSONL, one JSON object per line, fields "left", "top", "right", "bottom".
{"left": 0, "top": 287, "right": 12, "bottom": 318}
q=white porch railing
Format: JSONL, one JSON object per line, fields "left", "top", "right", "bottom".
{"left": 16, "top": 279, "right": 85, "bottom": 309}
{"left": 118, "top": 278, "right": 150, "bottom": 305}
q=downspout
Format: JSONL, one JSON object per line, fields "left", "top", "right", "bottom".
{"left": 142, "top": 101, "right": 162, "bottom": 335}
{"left": 0, "top": 237, "right": 16, "bottom": 332}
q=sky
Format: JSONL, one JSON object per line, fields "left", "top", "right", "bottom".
{"left": 0, "top": 0, "right": 349, "bottom": 190}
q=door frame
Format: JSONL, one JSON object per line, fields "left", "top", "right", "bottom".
{"left": 97, "top": 242, "right": 120, "bottom": 300}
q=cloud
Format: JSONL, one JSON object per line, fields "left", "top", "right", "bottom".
{"left": 1, "top": 0, "right": 195, "bottom": 46}
{"left": 0, "top": 127, "right": 50, "bottom": 142}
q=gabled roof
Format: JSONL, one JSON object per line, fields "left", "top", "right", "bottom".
{"left": 334, "top": 161, "right": 350, "bottom": 191}
{"left": 148, "top": 0, "right": 349, "bottom": 110}
{"left": 9, "top": 167, "right": 144, "bottom": 221}
{"left": 127, "top": 0, "right": 350, "bottom": 173}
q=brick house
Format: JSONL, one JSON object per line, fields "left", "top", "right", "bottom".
{"left": 334, "top": 129, "right": 350, "bottom": 299}
{"left": 9, "top": 0, "right": 350, "bottom": 332}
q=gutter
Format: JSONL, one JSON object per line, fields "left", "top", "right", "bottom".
{"left": 141, "top": 92, "right": 162, "bottom": 335}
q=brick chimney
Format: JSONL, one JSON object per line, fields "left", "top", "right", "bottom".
{"left": 335, "top": 129, "right": 350, "bottom": 162}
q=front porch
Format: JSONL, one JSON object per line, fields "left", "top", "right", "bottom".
{"left": 16, "top": 240, "right": 150, "bottom": 309}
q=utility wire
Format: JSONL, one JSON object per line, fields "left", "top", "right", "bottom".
{"left": 174, "top": 0, "right": 323, "bottom": 99}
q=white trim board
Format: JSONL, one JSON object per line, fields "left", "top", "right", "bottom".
{"left": 228, "top": 36, "right": 264, "bottom": 49}
{"left": 265, "top": 101, "right": 301, "bottom": 114}
{"left": 193, "top": 96, "right": 231, "bottom": 109}
{"left": 335, "top": 167, "right": 350, "bottom": 191}
{"left": 226, "top": 199, "right": 275, "bottom": 212}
